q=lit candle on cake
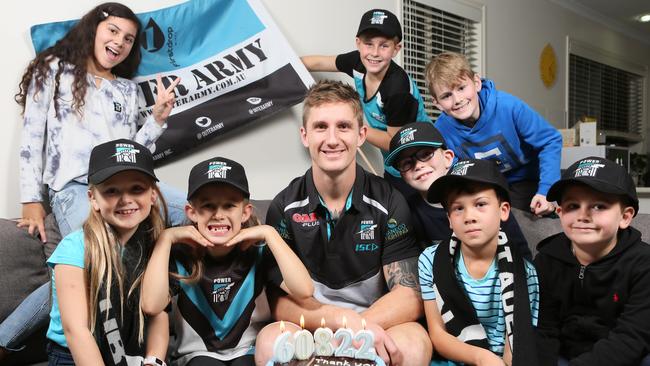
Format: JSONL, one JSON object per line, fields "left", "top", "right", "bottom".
{"left": 293, "top": 315, "right": 315, "bottom": 360}
{"left": 314, "top": 318, "right": 334, "bottom": 356}
{"left": 272, "top": 320, "right": 294, "bottom": 363}
{"left": 354, "top": 319, "right": 377, "bottom": 360}
{"left": 334, "top": 316, "right": 355, "bottom": 358}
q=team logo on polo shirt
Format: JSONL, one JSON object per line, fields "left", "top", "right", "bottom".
{"left": 357, "top": 220, "right": 376, "bottom": 240}
{"left": 574, "top": 159, "right": 605, "bottom": 177}
{"left": 113, "top": 143, "right": 139, "bottom": 163}
{"left": 356, "top": 220, "right": 378, "bottom": 252}
{"left": 370, "top": 11, "right": 388, "bottom": 24}
{"left": 212, "top": 277, "right": 235, "bottom": 303}
{"left": 399, "top": 127, "right": 416, "bottom": 145}
{"left": 207, "top": 161, "right": 231, "bottom": 179}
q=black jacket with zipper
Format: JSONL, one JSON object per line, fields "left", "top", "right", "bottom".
{"left": 534, "top": 227, "right": 650, "bottom": 366}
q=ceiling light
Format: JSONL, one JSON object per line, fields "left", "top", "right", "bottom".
{"left": 639, "top": 14, "right": 650, "bottom": 22}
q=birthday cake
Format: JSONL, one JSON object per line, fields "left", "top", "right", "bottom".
{"left": 270, "top": 355, "right": 385, "bottom": 366}
{"left": 268, "top": 317, "right": 385, "bottom": 366}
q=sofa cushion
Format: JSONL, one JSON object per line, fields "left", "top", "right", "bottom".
{"left": 251, "top": 199, "right": 271, "bottom": 225}
{"left": 0, "top": 219, "right": 50, "bottom": 322}
{"left": 0, "top": 215, "right": 61, "bottom": 366}
{"left": 510, "top": 209, "right": 562, "bottom": 257}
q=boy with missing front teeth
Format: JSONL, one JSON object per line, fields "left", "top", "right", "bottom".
{"left": 535, "top": 156, "right": 650, "bottom": 366}
{"left": 419, "top": 159, "right": 539, "bottom": 366}
{"left": 301, "top": 9, "right": 431, "bottom": 196}
{"left": 426, "top": 52, "right": 562, "bottom": 216}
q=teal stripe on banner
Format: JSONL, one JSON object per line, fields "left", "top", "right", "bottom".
{"left": 30, "top": 0, "right": 265, "bottom": 75}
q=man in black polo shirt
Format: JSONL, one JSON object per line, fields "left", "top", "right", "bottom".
{"left": 255, "top": 80, "right": 431, "bottom": 365}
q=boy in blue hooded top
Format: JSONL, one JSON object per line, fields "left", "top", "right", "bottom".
{"left": 425, "top": 52, "right": 562, "bottom": 216}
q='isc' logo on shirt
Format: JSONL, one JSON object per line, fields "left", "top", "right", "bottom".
{"left": 355, "top": 243, "right": 378, "bottom": 252}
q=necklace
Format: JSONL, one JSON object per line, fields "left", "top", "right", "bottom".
{"left": 92, "top": 73, "right": 116, "bottom": 80}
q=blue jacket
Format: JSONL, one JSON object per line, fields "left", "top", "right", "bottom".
{"left": 434, "top": 79, "right": 561, "bottom": 195}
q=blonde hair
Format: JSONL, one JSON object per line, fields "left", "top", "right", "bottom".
{"left": 84, "top": 178, "right": 167, "bottom": 344}
{"left": 173, "top": 198, "right": 260, "bottom": 284}
{"left": 302, "top": 80, "right": 363, "bottom": 128}
{"left": 425, "top": 52, "right": 476, "bottom": 100}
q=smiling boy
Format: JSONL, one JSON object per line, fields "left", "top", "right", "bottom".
{"left": 385, "top": 123, "right": 531, "bottom": 258}
{"left": 426, "top": 52, "right": 562, "bottom": 216}
{"left": 535, "top": 157, "right": 650, "bottom": 366}
{"left": 301, "top": 9, "right": 431, "bottom": 194}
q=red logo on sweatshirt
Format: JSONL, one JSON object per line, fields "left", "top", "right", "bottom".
{"left": 613, "top": 293, "right": 619, "bottom": 302}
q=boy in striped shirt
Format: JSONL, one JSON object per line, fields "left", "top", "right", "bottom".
{"left": 419, "top": 159, "right": 539, "bottom": 366}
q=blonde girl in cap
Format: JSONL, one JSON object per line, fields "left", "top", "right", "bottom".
{"left": 46, "top": 139, "right": 169, "bottom": 366}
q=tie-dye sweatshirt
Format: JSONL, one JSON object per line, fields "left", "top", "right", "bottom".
{"left": 19, "top": 60, "right": 165, "bottom": 203}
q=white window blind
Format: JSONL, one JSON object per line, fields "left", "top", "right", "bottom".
{"left": 569, "top": 53, "right": 644, "bottom": 141}
{"left": 402, "top": 0, "right": 482, "bottom": 119}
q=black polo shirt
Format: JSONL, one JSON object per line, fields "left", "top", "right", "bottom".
{"left": 266, "top": 165, "right": 421, "bottom": 311}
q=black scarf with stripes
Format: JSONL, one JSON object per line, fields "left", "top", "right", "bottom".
{"left": 91, "top": 223, "right": 151, "bottom": 366}
{"left": 433, "top": 230, "right": 537, "bottom": 366}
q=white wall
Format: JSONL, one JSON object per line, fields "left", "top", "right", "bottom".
{"left": 482, "top": 0, "right": 650, "bottom": 138}
{"left": 3, "top": 0, "right": 650, "bottom": 218}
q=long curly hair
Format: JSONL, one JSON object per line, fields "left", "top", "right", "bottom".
{"left": 15, "top": 3, "right": 142, "bottom": 118}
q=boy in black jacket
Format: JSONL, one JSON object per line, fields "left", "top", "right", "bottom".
{"left": 535, "top": 156, "right": 650, "bottom": 366}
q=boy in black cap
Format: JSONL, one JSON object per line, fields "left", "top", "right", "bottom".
{"left": 535, "top": 157, "right": 650, "bottom": 366}
{"left": 420, "top": 159, "right": 539, "bottom": 366}
{"left": 301, "top": 8, "right": 431, "bottom": 194}
{"left": 141, "top": 157, "right": 312, "bottom": 365}
{"left": 386, "top": 123, "right": 531, "bottom": 258}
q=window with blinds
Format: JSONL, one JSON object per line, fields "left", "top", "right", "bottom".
{"left": 568, "top": 54, "right": 644, "bottom": 141}
{"left": 402, "top": 0, "right": 482, "bottom": 119}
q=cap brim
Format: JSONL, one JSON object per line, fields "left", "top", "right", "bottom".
{"left": 356, "top": 26, "right": 400, "bottom": 40}
{"left": 187, "top": 181, "right": 250, "bottom": 201}
{"left": 427, "top": 175, "right": 510, "bottom": 204}
{"left": 547, "top": 178, "right": 629, "bottom": 202}
{"left": 89, "top": 166, "right": 158, "bottom": 185}
{"left": 547, "top": 178, "right": 638, "bottom": 215}
{"left": 385, "top": 142, "right": 443, "bottom": 167}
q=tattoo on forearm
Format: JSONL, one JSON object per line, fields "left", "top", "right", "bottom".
{"left": 385, "top": 257, "right": 419, "bottom": 291}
